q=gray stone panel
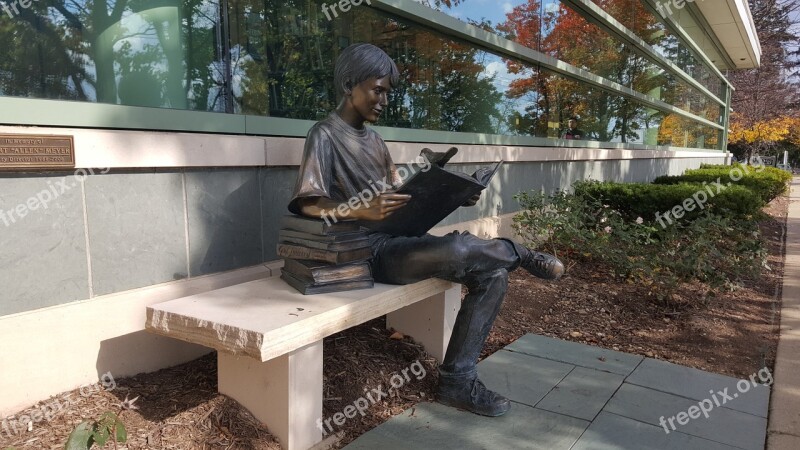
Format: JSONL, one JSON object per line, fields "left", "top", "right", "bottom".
{"left": 605, "top": 383, "right": 767, "bottom": 450}
{"left": 504, "top": 334, "right": 643, "bottom": 375}
{"left": 476, "top": 350, "right": 573, "bottom": 407}
{"left": 0, "top": 174, "right": 89, "bottom": 314}
{"left": 344, "top": 400, "right": 588, "bottom": 449}
{"left": 625, "top": 358, "right": 770, "bottom": 417}
{"left": 86, "top": 172, "right": 187, "bottom": 295}
{"left": 535, "top": 366, "right": 625, "bottom": 421}
{"left": 572, "top": 411, "right": 740, "bottom": 450}
{"left": 186, "top": 169, "right": 263, "bottom": 276}
{"left": 259, "top": 168, "right": 298, "bottom": 261}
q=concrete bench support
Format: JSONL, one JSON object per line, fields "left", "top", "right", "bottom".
{"left": 218, "top": 341, "right": 323, "bottom": 450}
{"left": 146, "top": 276, "right": 459, "bottom": 450}
{"left": 387, "top": 285, "right": 461, "bottom": 361}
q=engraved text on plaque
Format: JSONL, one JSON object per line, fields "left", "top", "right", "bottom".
{"left": 0, "top": 135, "right": 75, "bottom": 170}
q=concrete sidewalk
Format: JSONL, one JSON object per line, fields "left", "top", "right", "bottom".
{"left": 345, "top": 334, "right": 770, "bottom": 449}
{"left": 767, "top": 177, "right": 800, "bottom": 449}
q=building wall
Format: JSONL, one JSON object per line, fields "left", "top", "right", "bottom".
{"left": 0, "top": 152, "right": 724, "bottom": 317}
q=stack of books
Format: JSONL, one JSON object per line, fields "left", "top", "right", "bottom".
{"left": 277, "top": 215, "right": 374, "bottom": 294}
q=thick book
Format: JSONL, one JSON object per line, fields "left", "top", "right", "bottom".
{"left": 277, "top": 243, "right": 372, "bottom": 264}
{"left": 281, "top": 214, "right": 361, "bottom": 235}
{"left": 281, "top": 269, "right": 374, "bottom": 295}
{"left": 282, "top": 258, "right": 372, "bottom": 284}
{"left": 279, "top": 228, "right": 367, "bottom": 243}
{"left": 278, "top": 232, "right": 369, "bottom": 252}
{"left": 359, "top": 160, "right": 503, "bottom": 237}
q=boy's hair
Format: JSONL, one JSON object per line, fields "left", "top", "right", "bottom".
{"left": 334, "top": 43, "right": 399, "bottom": 98}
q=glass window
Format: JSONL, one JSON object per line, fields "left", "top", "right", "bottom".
{"left": 0, "top": 0, "right": 721, "bottom": 150}
{"left": 0, "top": 0, "right": 223, "bottom": 110}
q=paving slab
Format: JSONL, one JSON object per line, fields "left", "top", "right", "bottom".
{"left": 503, "top": 333, "right": 643, "bottom": 375}
{"left": 625, "top": 358, "right": 771, "bottom": 417}
{"left": 344, "top": 334, "right": 770, "bottom": 450}
{"left": 571, "top": 411, "right": 740, "bottom": 450}
{"left": 345, "top": 400, "right": 588, "bottom": 449}
{"left": 605, "top": 383, "right": 767, "bottom": 450}
{"left": 535, "top": 366, "right": 625, "bottom": 421}
{"left": 476, "top": 350, "right": 573, "bottom": 407}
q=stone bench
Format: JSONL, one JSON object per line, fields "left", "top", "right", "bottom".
{"left": 145, "top": 275, "right": 461, "bottom": 450}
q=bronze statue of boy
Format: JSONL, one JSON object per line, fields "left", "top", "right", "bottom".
{"left": 288, "top": 43, "right": 564, "bottom": 416}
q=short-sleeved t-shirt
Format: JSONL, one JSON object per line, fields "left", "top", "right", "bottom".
{"left": 288, "top": 112, "right": 399, "bottom": 215}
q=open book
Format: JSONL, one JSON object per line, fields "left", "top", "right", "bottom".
{"left": 359, "top": 153, "right": 503, "bottom": 237}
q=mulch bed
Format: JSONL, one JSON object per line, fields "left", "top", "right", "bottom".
{"left": 0, "top": 196, "right": 786, "bottom": 449}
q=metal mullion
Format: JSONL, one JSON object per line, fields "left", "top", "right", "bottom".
{"left": 639, "top": 0, "right": 733, "bottom": 90}
{"left": 370, "top": 0, "right": 723, "bottom": 131}
{"left": 564, "top": 0, "right": 725, "bottom": 108}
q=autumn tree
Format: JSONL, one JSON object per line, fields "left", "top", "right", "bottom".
{"left": 729, "top": 0, "right": 800, "bottom": 159}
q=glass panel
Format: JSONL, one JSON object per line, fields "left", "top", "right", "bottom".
{"left": 0, "top": 0, "right": 222, "bottom": 110}
{"left": 594, "top": 0, "right": 725, "bottom": 98}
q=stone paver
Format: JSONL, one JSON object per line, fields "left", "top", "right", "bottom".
{"left": 535, "top": 366, "right": 625, "bottom": 421}
{"left": 605, "top": 383, "right": 767, "bottom": 450}
{"left": 571, "top": 412, "right": 740, "bottom": 450}
{"left": 504, "top": 333, "right": 643, "bottom": 375}
{"left": 344, "top": 401, "right": 588, "bottom": 449}
{"left": 626, "top": 358, "right": 770, "bottom": 417}
{"left": 345, "top": 334, "right": 771, "bottom": 450}
{"left": 476, "top": 350, "right": 573, "bottom": 407}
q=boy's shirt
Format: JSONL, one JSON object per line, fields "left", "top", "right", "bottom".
{"left": 288, "top": 112, "right": 400, "bottom": 215}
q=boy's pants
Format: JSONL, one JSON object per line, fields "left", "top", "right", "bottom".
{"left": 369, "top": 230, "right": 524, "bottom": 380}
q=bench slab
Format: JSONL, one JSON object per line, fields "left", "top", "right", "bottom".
{"left": 146, "top": 276, "right": 456, "bottom": 362}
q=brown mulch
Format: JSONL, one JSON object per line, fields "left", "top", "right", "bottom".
{"left": 0, "top": 196, "right": 786, "bottom": 449}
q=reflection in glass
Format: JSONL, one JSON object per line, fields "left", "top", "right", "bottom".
{"left": 0, "top": 0, "right": 722, "bottom": 149}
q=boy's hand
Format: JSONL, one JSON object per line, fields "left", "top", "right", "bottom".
{"left": 353, "top": 193, "right": 411, "bottom": 220}
{"left": 462, "top": 192, "right": 481, "bottom": 207}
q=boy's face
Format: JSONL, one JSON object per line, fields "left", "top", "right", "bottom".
{"left": 348, "top": 76, "right": 391, "bottom": 123}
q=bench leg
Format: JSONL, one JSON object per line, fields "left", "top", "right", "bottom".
{"left": 218, "top": 341, "right": 323, "bottom": 450}
{"left": 386, "top": 283, "right": 461, "bottom": 361}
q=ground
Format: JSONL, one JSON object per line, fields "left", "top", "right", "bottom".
{"left": 0, "top": 197, "right": 786, "bottom": 450}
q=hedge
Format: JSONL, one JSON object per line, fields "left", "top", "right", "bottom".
{"left": 654, "top": 164, "right": 788, "bottom": 203}
{"left": 574, "top": 181, "right": 763, "bottom": 222}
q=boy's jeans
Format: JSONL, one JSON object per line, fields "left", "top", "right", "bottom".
{"left": 369, "top": 230, "right": 524, "bottom": 379}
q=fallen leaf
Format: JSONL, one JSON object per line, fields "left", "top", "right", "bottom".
{"left": 389, "top": 331, "right": 405, "bottom": 340}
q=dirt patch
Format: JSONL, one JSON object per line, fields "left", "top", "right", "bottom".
{"left": 0, "top": 197, "right": 786, "bottom": 449}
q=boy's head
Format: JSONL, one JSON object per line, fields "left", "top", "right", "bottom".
{"left": 334, "top": 43, "right": 399, "bottom": 98}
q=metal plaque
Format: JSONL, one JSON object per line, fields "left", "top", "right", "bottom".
{"left": 0, "top": 134, "right": 75, "bottom": 170}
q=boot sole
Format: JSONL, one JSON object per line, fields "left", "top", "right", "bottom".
{"left": 435, "top": 396, "right": 512, "bottom": 417}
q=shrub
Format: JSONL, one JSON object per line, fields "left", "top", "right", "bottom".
{"left": 573, "top": 180, "right": 762, "bottom": 221}
{"left": 513, "top": 185, "right": 768, "bottom": 307}
{"left": 660, "top": 164, "right": 789, "bottom": 203}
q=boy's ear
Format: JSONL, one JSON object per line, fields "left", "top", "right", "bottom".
{"left": 343, "top": 80, "right": 353, "bottom": 95}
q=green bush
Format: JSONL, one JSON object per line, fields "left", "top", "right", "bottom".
{"left": 513, "top": 185, "right": 768, "bottom": 307}
{"left": 700, "top": 162, "right": 793, "bottom": 183}
{"left": 663, "top": 163, "right": 790, "bottom": 203}
{"left": 573, "top": 180, "right": 762, "bottom": 222}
